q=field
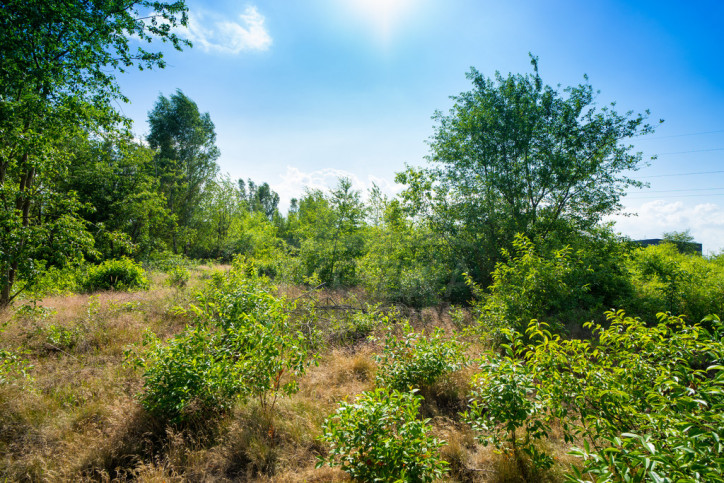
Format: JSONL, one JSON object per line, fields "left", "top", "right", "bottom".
{"left": 0, "top": 265, "right": 586, "bottom": 482}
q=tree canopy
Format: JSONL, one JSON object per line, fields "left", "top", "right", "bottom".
{"left": 0, "top": 0, "right": 189, "bottom": 306}
{"left": 147, "top": 89, "right": 220, "bottom": 254}
{"left": 397, "top": 55, "right": 656, "bottom": 283}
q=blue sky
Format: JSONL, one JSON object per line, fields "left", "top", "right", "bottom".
{"left": 117, "top": 0, "right": 724, "bottom": 253}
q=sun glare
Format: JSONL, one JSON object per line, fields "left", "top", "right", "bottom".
{"left": 346, "top": 0, "right": 415, "bottom": 42}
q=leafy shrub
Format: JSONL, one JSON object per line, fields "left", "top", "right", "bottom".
{"left": 475, "top": 234, "right": 587, "bottom": 336}
{"left": 81, "top": 258, "right": 149, "bottom": 292}
{"left": 330, "top": 306, "right": 386, "bottom": 345}
{"left": 624, "top": 243, "right": 724, "bottom": 322}
{"left": 166, "top": 265, "right": 190, "bottom": 288}
{"left": 0, "top": 323, "right": 32, "bottom": 385}
{"left": 44, "top": 324, "right": 83, "bottom": 351}
{"left": 464, "top": 330, "right": 552, "bottom": 471}
{"left": 317, "top": 388, "right": 448, "bottom": 482}
{"left": 131, "top": 260, "right": 315, "bottom": 424}
{"left": 375, "top": 321, "right": 467, "bottom": 392}
{"left": 524, "top": 312, "right": 724, "bottom": 480}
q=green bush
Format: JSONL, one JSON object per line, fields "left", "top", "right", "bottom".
{"left": 525, "top": 312, "right": 724, "bottom": 480}
{"left": 0, "top": 323, "right": 31, "bottom": 385}
{"left": 375, "top": 321, "right": 467, "bottom": 392}
{"left": 130, "top": 260, "right": 315, "bottom": 424}
{"left": 166, "top": 265, "right": 190, "bottom": 288}
{"left": 44, "top": 324, "right": 83, "bottom": 351}
{"left": 624, "top": 243, "right": 724, "bottom": 323}
{"left": 81, "top": 258, "right": 149, "bottom": 292}
{"left": 473, "top": 234, "right": 589, "bottom": 338}
{"left": 317, "top": 388, "right": 448, "bottom": 482}
{"left": 330, "top": 306, "right": 386, "bottom": 345}
{"left": 464, "top": 330, "right": 552, "bottom": 470}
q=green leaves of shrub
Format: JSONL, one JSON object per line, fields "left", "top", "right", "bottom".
{"left": 0, "top": 323, "right": 32, "bottom": 386}
{"left": 130, "top": 260, "right": 315, "bottom": 424}
{"left": 525, "top": 312, "right": 724, "bottom": 480}
{"left": 81, "top": 258, "right": 149, "bottom": 292}
{"left": 374, "top": 321, "right": 467, "bottom": 392}
{"left": 475, "top": 234, "right": 588, "bottom": 336}
{"left": 166, "top": 265, "right": 190, "bottom": 288}
{"left": 317, "top": 388, "right": 448, "bottom": 482}
{"left": 463, "top": 329, "right": 553, "bottom": 470}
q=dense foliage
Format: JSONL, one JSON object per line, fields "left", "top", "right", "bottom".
{"left": 375, "top": 322, "right": 467, "bottom": 392}
{"left": 465, "top": 313, "right": 724, "bottom": 480}
{"left": 318, "top": 388, "right": 449, "bottom": 482}
{"left": 131, "top": 261, "right": 314, "bottom": 423}
{"left": 80, "top": 258, "right": 149, "bottom": 292}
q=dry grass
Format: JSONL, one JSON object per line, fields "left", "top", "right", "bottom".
{"left": 0, "top": 268, "right": 579, "bottom": 482}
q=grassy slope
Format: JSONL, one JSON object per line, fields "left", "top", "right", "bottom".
{"left": 0, "top": 266, "right": 576, "bottom": 482}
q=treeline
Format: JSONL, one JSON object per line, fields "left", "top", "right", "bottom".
{"left": 3, "top": 0, "right": 724, "bottom": 333}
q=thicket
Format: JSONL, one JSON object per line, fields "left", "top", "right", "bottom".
{"left": 130, "top": 260, "right": 315, "bottom": 425}
{"left": 477, "top": 313, "right": 724, "bottom": 481}
{"left": 3, "top": 13, "right": 724, "bottom": 480}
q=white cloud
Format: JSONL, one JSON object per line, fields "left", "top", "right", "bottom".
{"left": 272, "top": 166, "right": 400, "bottom": 212}
{"left": 610, "top": 200, "right": 724, "bottom": 254}
{"left": 183, "top": 6, "right": 272, "bottom": 54}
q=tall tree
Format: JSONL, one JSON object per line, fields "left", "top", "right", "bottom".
{"left": 62, "top": 133, "right": 171, "bottom": 260}
{"left": 193, "top": 174, "right": 244, "bottom": 259}
{"left": 239, "top": 179, "right": 280, "bottom": 220}
{"left": 293, "top": 178, "right": 367, "bottom": 286}
{"left": 0, "top": 0, "right": 189, "bottom": 306}
{"left": 147, "top": 90, "right": 220, "bottom": 254}
{"left": 397, "top": 55, "right": 656, "bottom": 284}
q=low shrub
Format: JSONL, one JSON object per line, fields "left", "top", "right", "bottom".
{"left": 166, "top": 265, "right": 190, "bottom": 288}
{"left": 317, "top": 387, "right": 448, "bottom": 482}
{"left": 464, "top": 330, "right": 552, "bottom": 472}
{"left": 81, "top": 258, "right": 149, "bottom": 292}
{"left": 374, "top": 321, "right": 467, "bottom": 392}
{"left": 130, "top": 260, "right": 315, "bottom": 425}
{"left": 44, "top": 324, "right": 83, "bottom": 351}
{"left": 0, "top": 323, "right": 31, "bottom": 385}
{"left": 330, "top": 306, "right": 386, "bottom": 345}
{"left": 527, "top": 312, "right": 724, "bottom": 480}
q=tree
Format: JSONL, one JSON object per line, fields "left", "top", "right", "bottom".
{"left": 292, "top": 178, "right": 368, "bottom": 286}
{"left": 193, "top": 174, "right": 244, "bottom": 259}
{"left": 239, "top": 179, "right": 280, "bottom": 220}
{"left": 662, "top": 229, "right": 700, "bottom": 255}
{"left": 147, "top": 90, "right": 220, "bottom": 254}
{"left": 0, "top": 0, "right": 189, "bottom": 307}
{"left": 397, "top": 55, "right": 656, "bottom": 284}
{"left": 62, "top": 133, "right": 172, "bottom": 260}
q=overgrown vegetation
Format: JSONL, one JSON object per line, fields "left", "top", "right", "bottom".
{"left": 317, "top": 388, "right": 449, "bottom": 482}
{"left": 1, "top": 6, "right": 723, "bottom": 480}
{"left": 130, "top": 260, "right": 315, "bottom": 426}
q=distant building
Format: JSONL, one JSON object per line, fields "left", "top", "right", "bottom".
{"left": 633, "top": 238, "right": 702, "bottom": 255}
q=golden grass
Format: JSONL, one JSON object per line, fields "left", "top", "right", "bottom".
{"left": 0, "top": 269, "right": 580, "bottom": 482}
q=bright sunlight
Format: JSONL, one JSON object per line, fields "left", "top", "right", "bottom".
{"left": 346, "top": 0, "right": 415, "bottom": 41}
